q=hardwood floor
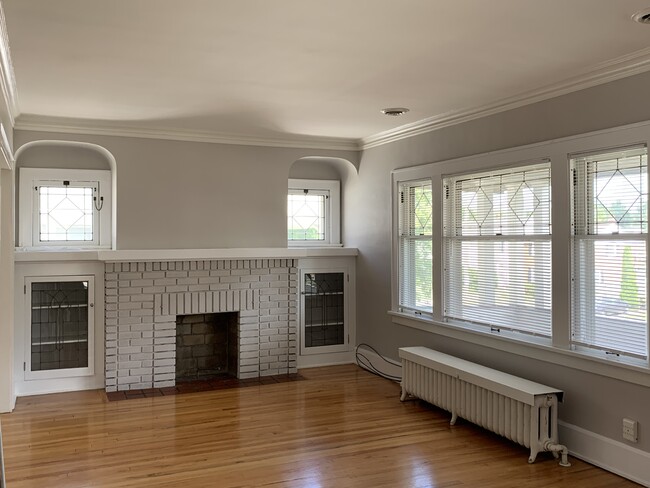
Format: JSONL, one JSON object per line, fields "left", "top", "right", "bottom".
{"left": 0, "top": 365, "right": 638, "bottom": 488}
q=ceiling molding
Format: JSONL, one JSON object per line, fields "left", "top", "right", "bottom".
{"left": 360, "top": 46, "right": 650, "bottom": 150}
{"left": 0, "top": 1, "right": 19, "bottom": 127}
{"left": 14, "top": 114, "right": 360, "bottom": 152}
{"left": 13, "top": 46, "right": 650, "bottom": 153}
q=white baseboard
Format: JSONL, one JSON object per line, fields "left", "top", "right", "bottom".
{"left": 297, "top": 351, "right": 354, "bottom": 369}
{"left": 16, "top": 376, "right": 104, "bottom": 397}
{"left": 354, "top": 345, "right": 402, "bottom": 379}
{"left": 559, "top": 420, "right": 650, "bottom": 487}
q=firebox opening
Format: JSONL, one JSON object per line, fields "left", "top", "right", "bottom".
{"left": 175, "top": 312, "right": 238, "bottom": 381}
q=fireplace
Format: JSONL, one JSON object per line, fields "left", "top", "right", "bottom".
{"left": 105, "top": 258, "right": 298, "bottom": 392}
{"left": 175, "top": 312, "right": 238, "bottom": 380}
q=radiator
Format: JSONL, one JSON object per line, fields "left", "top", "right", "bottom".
{"left": 399, "top": 347, "right": 570, "bottom": 466}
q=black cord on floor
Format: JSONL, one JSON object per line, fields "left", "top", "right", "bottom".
{"left": 355, "top": 343, "right": 402, "bottom": 382}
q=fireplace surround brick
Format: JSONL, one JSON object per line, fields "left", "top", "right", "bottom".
{"left": 105, "top": 259, "right": 298, "bottom": 392}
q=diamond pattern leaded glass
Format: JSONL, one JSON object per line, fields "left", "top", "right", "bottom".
{"left": 447, "top": 165, "right": 551, "bottom": 237}
{"left": 31, "top": 281, "right": 89, "bottom": 371}
{"left": 585, "top": 151, "right": 648, "bottom": 234}
{"left": 39, "top": 186, "right": 94, "bottom": 241}
{"left": 288, "top": 192, "right": 326, "bottom": 241}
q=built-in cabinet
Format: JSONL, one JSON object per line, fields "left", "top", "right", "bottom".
{"left": 297, "top": 257, "right": 356, "bottom": 366}
{"left": 25, "top": 276, "right": 94, "bottom": 379}
{"left": 14, "top": 260, "right": 105, "bottom": 397}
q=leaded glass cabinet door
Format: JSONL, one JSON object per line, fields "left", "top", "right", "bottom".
{"left": 300, "top": 269, "right": 348, "bottom": 354}
{"left": 25, "top": 276, "right": 94, "bottom": 379}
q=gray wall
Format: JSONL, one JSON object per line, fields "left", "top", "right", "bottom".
{"left": 13, "top": 131, "right": 358, "bottom": 250}
{"left": 10, "top": 70, "right": 650, "bottom": 451}
{"left": 344, "top": 70, "right": 650, "bottom": 452}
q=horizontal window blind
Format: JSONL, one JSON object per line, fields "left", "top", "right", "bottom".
{"left": 398, "top": 179, "right": 433, "bottom": 314}
{"left": 571, "top": 146, "right": 648, "bottom": 360}
{"left": 443, "top": 162, "right": 551, "bottom": 337}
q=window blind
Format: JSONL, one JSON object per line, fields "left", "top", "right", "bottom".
{"left": 398, "top": 179, "right": 433, "bottom": 314}
{"left": 443, "top": 162, "right": 552, "bottom": 337}
{"left": 571, "top": 146, "right": 648, "bottom": 360}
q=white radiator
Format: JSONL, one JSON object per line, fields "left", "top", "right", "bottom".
{"left": 399, "top": 347, "right": 570, "bottom": 466}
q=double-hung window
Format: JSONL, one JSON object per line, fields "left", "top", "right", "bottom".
{"left": 571, "top": 146, "right": 648, "bottom": 360}
{"left": 397, "top": 179, "right": 433, "bottom": 315}
{"left": 443, "top": 162, "right": 552, "bottom": 337}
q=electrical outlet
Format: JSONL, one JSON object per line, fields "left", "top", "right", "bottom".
{"left": 623, "top": 418, "right": 638, "bottom": 442}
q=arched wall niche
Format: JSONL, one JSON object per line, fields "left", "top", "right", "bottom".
{"left": 14, "top": 140, "right": 118, "bottom": 249}
{"left": 288, "top": 156, "right": 358, "bottom": 247}
{"left": 288, "top": 156, "right": 358, "bottom": 180}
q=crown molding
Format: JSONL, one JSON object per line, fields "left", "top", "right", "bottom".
{"left": 14, "top": 114, "right": 360, "bottom": 152}
{"left": 361, "top": 46, "right": 650, "bottom": 150}
{"left": 12, "top": 46, "right": 650, "bottom": 153}
{"left": 0, "top": 1, "right": 18, "bottom": 127}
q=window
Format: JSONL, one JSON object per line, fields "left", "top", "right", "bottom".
{"left": 19, "top": 168, "right": 112, "bottom": 248}
{"left": 288, "top": 179, "right": 340, "bottom": 246}
{"left": 398, "top": 179, "right": 433, "bottom": 315}
{"left": 443, "top": 163, "right": 552, "bottom": 336}
{"left": 391, "top": 123, "right": 650, "bottom": 381}
{"left": 571, "top": 146, "right": 648, "bottom": 360}
{"left": 38, "top": 183, "right": 95, "bottom": 242}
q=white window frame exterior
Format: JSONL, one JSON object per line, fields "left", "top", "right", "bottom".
{"left": 390, "top": 120, "right": 650, "bottom": 388}
{"left": 19, "top": 168, "right": 112, "bottom": 249}
{"left": 288, "top": 178, "right": 340, "bottom": 247}
{"left": 443, "top": 162, "right": 552, "bottom": 338}
{"left": 570, "top": 146, "right": 648, "bottom": 361}
{"left": 397, "top": 178, "right": 433, "bottom": 316}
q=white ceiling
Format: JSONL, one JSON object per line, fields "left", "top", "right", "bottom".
{"left": 3, "top": 0, "right": 650, "bottom": 147}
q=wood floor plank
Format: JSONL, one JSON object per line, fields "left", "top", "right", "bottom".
{"left": 0, "top": 365, "right": 639, "bottom": 487}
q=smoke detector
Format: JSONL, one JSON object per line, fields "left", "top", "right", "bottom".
{"left": 632, "top": 8, "right": 650, "bottom": 24}
{"left": 381, "top": 107, "right": 410, "bottom": 116}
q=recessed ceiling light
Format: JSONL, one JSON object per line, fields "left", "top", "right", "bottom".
{"left": 381, "top": 107, "right": 410, "bottom": 116}
{"left": 632, "top": 8, "right": 650, "bottom": 24}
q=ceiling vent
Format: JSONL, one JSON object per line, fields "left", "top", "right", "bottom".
{"left": 381, "top": 107, "right": 410, "bottom": 116}
{"left": 632, "top": 8, "right": 650, "bottom": 24}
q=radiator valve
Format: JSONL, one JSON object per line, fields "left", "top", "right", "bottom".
{"left": 543, "top": 441, "right": 571, "bottom": 467}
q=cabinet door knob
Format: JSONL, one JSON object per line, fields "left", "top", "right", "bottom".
{"left": 90, "top": 303, "right": 94, "bottom": 308}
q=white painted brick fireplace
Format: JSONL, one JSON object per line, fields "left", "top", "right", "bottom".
{"left": 104, "top": 259, "right": 298, "bottom": 392}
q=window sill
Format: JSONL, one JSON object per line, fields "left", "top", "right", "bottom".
{"left": 288, "top": 242, "right": 343, "bottom": 248}
{"left": 389, "top": 310, "right": 650, "bottom": 388}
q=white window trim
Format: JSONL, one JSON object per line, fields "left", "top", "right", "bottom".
{"left": 288, "top": 178, "right": 341, "bottom": 247}
{"left": 19, "top": 168, "right": 112, "bottom": 249}
{"left": 396, "top": 178, "right": 433, "bottom": 316}
{"left": 390, "top": 119, "right": 650, "bottom": 388}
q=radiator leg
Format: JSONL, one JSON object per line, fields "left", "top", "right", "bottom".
{"left": 450, "top": 412, "right": 458, "bottom": 426}
{"left": 400, "top": 387, "right": 409, "bottom": 402}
